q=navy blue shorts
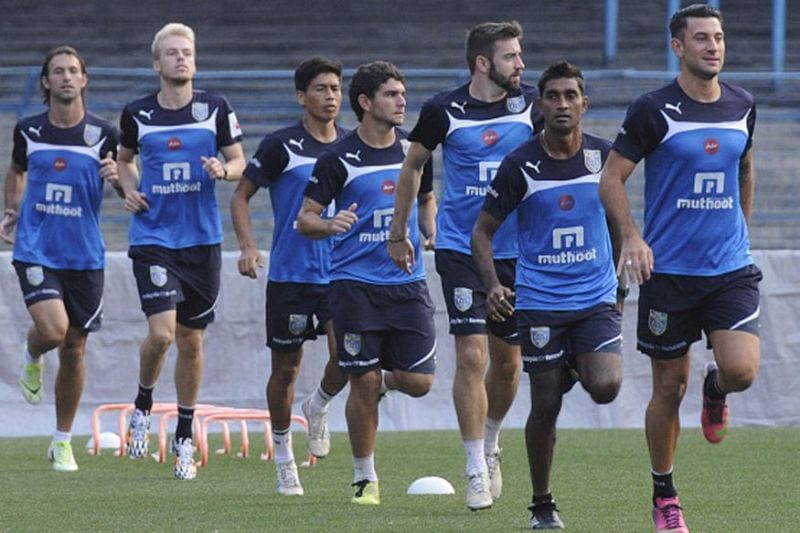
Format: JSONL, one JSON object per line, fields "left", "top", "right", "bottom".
{"left": 637, "top": 264, "right": 762, "bottom": 359}
{"left": 266, "top": 281, "right": 331, "bottom": 351}
{"left": 518, "top": 303, "right": 622, "bottom": 374}
{"left": 129, "top": 244, "right": 221, "bottom": 330}
{"left": 435, "top": 249, "right": 518, "bottom": 344}
{"left": 331, "top": 280, "right": 436, "bottom": 375}
{"left": 13, "top": 261, "right": 104, "bottom": 332}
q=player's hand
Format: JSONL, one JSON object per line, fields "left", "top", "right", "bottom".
{"left": 99, "top": 151, "right": 120, "bottom": 188}
{"left": 0, "top": 209, "right": 17, "bottom": 244}
{"left": 125, "top": 190, "right": 149, "bottom": 213}
{"left": 238, "top": 247, "right": 265, "bottom": 279}
{"left": 487, "top": 284, "right": 515, "bottom": 322}
{"left": 388, "top": 237, "right": 415, "bottom": 275}
{"left": 201, "top": 156, "right": 228, "bottom": 180}
{"left": 618, "top": 233, "right": 654, "bottom": 285}
{"left": 422, "top": 231, "right": 436, "bottom": 251}
{"left": 327, "top": 203, "right": 358, "bottom": 236}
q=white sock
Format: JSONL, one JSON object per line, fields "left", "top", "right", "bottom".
{"left": 52, "top": 430, "right": 71, "bottom": 443}
{"left": 484, "top": 417, "right": 502, "bottom": 455}
{"left": 23, "top": 342, "right": 41, "bottom": 364}
{"left": 272, "top": 428, "right": 294, "bottom": 464}
{"left": 353, "top": 453, "right": 377, "bottom": 483}
{"left": 310, "top": 385, "right": 333, "bottom": 412}
{"left": 380, "top": 371, "right": 391, "bottom": 395}
{"left": 464, "top": 438, "right": 487, "bottom": 476}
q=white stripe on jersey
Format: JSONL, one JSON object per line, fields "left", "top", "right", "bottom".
{"left": 446, "top": 103, "right": 535, "bottom": 137}
{"left": 135, "top": 108, "right": 218, "bottom": 140}
{"left": 340, "top": 160, "right": 403, "bottom": 188}
{"left": 22, "top": 133, "right": 107, "bottom": 161}
{"left": 283, "top": 144, "right": 317, "bottom": 173}
{"left": 659, "top": 109, "right": 751, "bottom": 145}
{"left": 520, "top": 171, "right": 601, "bottom": 202}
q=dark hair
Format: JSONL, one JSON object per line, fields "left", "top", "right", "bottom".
{"left": 348, "top": 61, "right": 405, "bottom": 122}
{"left": 294, "top": 56, "right": 343, "bottom": 92}
{"left": 465, "top": 21, "right": 523, "bottom": 74}
{"left": 670, "top": 3, "right": 723, "bottom": 40}
{"left": 537, "top": 61, "right": 585, "bottom": 96}
{"left": 40, "top": 45, "right": 87, "bottom": 105}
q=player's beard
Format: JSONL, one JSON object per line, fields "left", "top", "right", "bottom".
{"left": 488, "top": 60, "right": 521, "bottom": 92}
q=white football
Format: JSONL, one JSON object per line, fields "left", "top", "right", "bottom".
{"left": 407, "top": 476, "right": 455, "bottom": 495}
{"left": 85, "top": 431, "right": 121, "bottom": 451}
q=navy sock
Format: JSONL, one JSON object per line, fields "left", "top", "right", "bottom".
{"left": 652, "top": 470, "right": 678, "bottom": 502}
{"left": 134, "top": 384, "right": 154, "bottom": 413}
{"left": 704, "top": 369, "right": 727, "bottom": 401}
{"left": 175, "top": 405, "right": 195, "bottom": 441}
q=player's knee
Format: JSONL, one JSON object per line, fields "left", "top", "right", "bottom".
{"left": 456, "top": 344, "right": 487, "bottom": 375}
{"left": 270, "top": 361, "right": 300, "bottom": 386}
{"left": 146, "top": 329, "right": 174, "bottom": 352}
{"left": 36, "top": 322, "right": 68, "bottom": 347}
{"left": 719, "top": 361, "right": 758, "bottom": 392}
{"left": 398, "top": 374, "right": 433, "bottom": 397}
{"left": 586, "top": 377, "right": 621, "bottom": 405}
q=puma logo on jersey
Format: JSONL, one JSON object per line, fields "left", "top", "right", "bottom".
{"left": 249, "top": 157, "right": 262, "bottom": 168}
{"left": 288, "top": 138, "right": 305, "bottom": 150}
{"left": 526, "top": 160, "right": 542, "bottom": 174}
{"left": 27, "top": 126, "right": 43, "bottom": 138}
{"left": 138, "top": 109, "right": 154, "bottom": 120}
{"left": 450, "top": 101, "right": 467, "bottom": 114}
{"left": 664, "top": 102, "right": 682, "bottom": 115}
{"left": 345, "top": 150, "right": 362, "bottom": 162}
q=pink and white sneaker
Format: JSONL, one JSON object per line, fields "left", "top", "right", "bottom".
{"left": 652, "top": 496, "right": 689, "bottom": 533}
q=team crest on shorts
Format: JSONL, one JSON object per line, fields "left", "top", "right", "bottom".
{"left": 26, "top": 266, "right": 44, "bottom": 287}
{"left": 288, "top": 314, "right": 308, "bottom": 335}
{"left": 454, "top": 287, "right": 473, "bottom": 312}
{"left": 530, "top": 326, "right": 550, "bottom": 349}
{"left": 149, "top": 265, "right": 168, "bottom": 288}
{"left": 648, "top": 309, "right": 668, "bottom": 336}
{"left": 344, "top": 333, "right": 361, "bottom": 356}
{"left": 192, "top": 102, "right": 209, "bottom": 121}
{"left": 583, "top": 149, "right": 602, "bottom": 174}
{"left": 506, "top": 95, "right": 525, "bottom": 113}
{"left": 83, "top": 124, "right": 101, "bottom": 146}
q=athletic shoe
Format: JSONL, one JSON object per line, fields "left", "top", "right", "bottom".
{"left": 19, "top": 343, "right": 43, "bottom": 405}
{"left": 701, "top": 362, "right": 729, "bottom": 444}
{"left": 47, "top": 440, "right": 78, "bottom": 472}
{"left": 126, "top": 408, "right": 151, "bottom": 459}
{"left": 276, "top": 459, "right": 304, "bottom": 496}
{"left": 465, "top": 472, "right": 492, "bottom": 511}
{"left": 529, "top": 500, "right": 565, "bottom": 529}
{"left": 172, "top": 438, "right": 197, "bottom": 480}
{"left": 485, "top": 449, "right": 503, "bottom": 499}
{"left": 652, "top": 496, "right": 689, "bottom": 532}
{"left": 302, "top": 396, "right": 331, "bottom": 458}
{"left": 351, "top": 479, "right": 380, "bottom": 505}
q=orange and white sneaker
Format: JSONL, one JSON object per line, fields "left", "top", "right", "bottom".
{"left": 701, "top": 362, "right": 729, "bottom": 444}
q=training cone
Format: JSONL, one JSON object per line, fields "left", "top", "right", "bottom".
{"left": 407, "top": 476, "right": 456, "bottom": 495}
{"left": 86, "top": 432, "right": 121, "bottom": 451}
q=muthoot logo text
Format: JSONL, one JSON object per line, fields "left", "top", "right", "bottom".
{"left": 35, "top": 203, "right": 83, "bottom": 217}
{"left": 36, "top": 183, "right": 82, "bottom": 217}
{"left": 676, "top": 196, "right": 734, "bottom": 210}
{"left": 152, "top": 182, "right": 202, "bottom": 194}
{"left": 359, "top": 207, "right": 393, "bottom": 242}
{"left": 537, "top": 248, "right": 598, "bottom": 265}
{"left": 538, "top": 226, "right": 597, "bottom": 264}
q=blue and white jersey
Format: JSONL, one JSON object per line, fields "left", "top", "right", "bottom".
{"left": 120, "top": 90, "right": 243, "bottom": 249}
{"left": 613, "top": 80, "right": 755, "bottom": 276}
{"left": 483, "top": 133, "right": 616, "bottom": 311}
{"left": 409, "top": 82, "right": 541, "bottom": 259}
{"left": 12, "top": 112, "right": 118, "bottom": 270}
{"left": 304, "top": 129, "right": 433, "bottom": 285}
{"left": 243, "top": 121, "right": 348, "bottom": 284}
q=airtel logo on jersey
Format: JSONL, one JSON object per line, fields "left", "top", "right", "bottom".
{"left": 482, "top": 130, "right": 499, "bottom": 146}
{"left": 381, "top": 180, "right": 395, "bottom": 195}
{"left": 53, "top": 157, "right": 67, "bottom": 171}
{"left": 167, "top": 137, "right": 182, "bottom": 151}
{"left": 704, "top": 138, "right": 719, "bottom": 155}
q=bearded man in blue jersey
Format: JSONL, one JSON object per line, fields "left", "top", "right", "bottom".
{"left": 231, "top": 57, "right": 348, "bottom": 496}
{"left": 117, "top": 22, "right": 246, "bottom": 480}
{"left": 473, "top": 62, "right": 622, "bottom": 530}
{"left": 599, "top": 5, "right": 760, "bottom": 532}
{"left": 388, "top": 20, "right": 541, "bottom": 510}
{"left": 298, "top": 61, "right": 437, "bottom": 506}
{"left": 1, "top": 46, "right": 119, "bottom": 472}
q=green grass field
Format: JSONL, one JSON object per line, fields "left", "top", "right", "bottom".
{"left": 2, "top": 427, "right": 797, "bottom": 532}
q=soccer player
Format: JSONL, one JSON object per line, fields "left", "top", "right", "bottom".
{"left": 1, "top": 46, "right": 119, "bottom": 471}
{"left": 387, "top": 20, "right": 540, "bottom": 510}
{"left": 599, "top": 5, "right": 760, "bottom": 531}
{"left": 117, "top": 22, "right": 246, "bottom": 480}
{"left": 472, "top": 62, "right": 622, "bottom": 530}
{"left": 231, "top": 56, "right": 348, "bottom": 496}
{"left": 297, "top": 61, "right": 437, "bottom": 505}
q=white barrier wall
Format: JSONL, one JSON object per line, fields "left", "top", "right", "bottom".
{"left": 1, "top": 250, "right": 798, "bottom": 437}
